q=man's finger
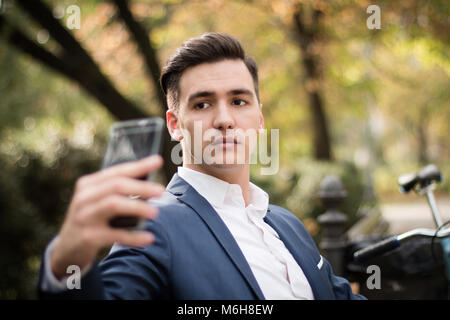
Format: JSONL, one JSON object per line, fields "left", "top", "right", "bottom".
{"left": 81, "top": 195, "right": 159, "bottom": 222}
{"left": 73, "top": 177, "right": 165, "bottom": 211}
{"left": 79, "top": 155, "right": 163, "bottom": 187}
{"left": 103, "top": 155, "right": 163, "bottom": 179}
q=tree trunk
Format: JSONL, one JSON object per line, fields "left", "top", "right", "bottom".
{"left": 293, "top": 6, "right": 332, "bottom": 160}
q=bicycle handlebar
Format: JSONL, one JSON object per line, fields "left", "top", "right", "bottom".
{"left": 353, "top": 227, "right": 450, "bottom": 262}
{"left": 353, "top": 236, "right": 400, "bottom": 262}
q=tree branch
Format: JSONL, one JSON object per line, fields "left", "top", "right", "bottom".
{"left": 12, "top": 0, "right": 147, "bottom": 121}
{"left": 3, "top": 0, "right": 176, "bottom": 180}
{"left": 113, "top": 0, "right": 177, "bottom": 179}
{"left": 113, "top": 0, "right": 167, "bottom": 112}
{"left": 0, "top": 15, "right": 71, "bottom": 78}
{"left": 15, "top": 0, "right": 87, "bottom": 58}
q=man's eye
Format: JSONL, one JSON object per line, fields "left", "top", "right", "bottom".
{"left": 232, "top": 99, "right": 247, "bottom": 106}
{"left": 194, "top": 102, "right": 211, "bottom": 110}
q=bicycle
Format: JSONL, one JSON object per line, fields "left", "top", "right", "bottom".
{"left": 347, "top": 164, "right": 450, "bottom": 299}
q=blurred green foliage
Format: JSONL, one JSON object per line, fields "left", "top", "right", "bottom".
{"left": 0, "top": 140, "right": 103, "bottom": 299}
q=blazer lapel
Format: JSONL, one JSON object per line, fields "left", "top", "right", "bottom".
{"left": 264, "top": 209, "right": 334, "bottom": 300}
{"left": 166, "top": 174, "right": 265, "bottom": 300}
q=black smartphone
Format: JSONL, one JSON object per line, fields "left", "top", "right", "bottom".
{"left": 102, "top": 117, "right": 165, "bottom": 230}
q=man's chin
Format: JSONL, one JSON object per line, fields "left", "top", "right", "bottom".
{"left": 204, "top": 154, "right": 251, "bottom": 168}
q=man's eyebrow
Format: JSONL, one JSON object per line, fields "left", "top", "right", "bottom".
{"left": 187, "top": 91, "right": 215, "bottom": 104}
{"left": 187, "top": 88, "right": 254, "bottom": 104}
{"left": 228, "top": 88, "right": 253, "bottom": 96}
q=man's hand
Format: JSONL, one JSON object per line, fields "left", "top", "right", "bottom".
{"left": 50, "top": 155, "right": 165, "bottom": 280}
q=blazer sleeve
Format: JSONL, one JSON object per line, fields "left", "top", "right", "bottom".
{"left": 320, "top": 256, "right": 366, "bottom": 300}
{"left": 38, "top": 218, "right": 172, "bottom": 300}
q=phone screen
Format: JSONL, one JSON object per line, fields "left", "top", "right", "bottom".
{"left": 102, "top": 117, "right": 165, "bottom": 230}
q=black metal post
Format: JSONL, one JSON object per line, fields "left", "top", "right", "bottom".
{"left": 317, "top": 175, "right": 348, "bottom": 276}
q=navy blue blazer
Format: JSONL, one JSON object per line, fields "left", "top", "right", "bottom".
{"left": 38, "top": 174, "right": 365, "bottom": 300}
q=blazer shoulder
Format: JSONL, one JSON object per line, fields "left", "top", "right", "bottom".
{"left": 148, "top": 191, "right": 187, "bottom": 214}
{"left": 147, "top": 191, "right": 198, "bottom": 226}
{"left": 268, "top": 204, "right": 302, "bottom": 224}
{"left": 267, "top": 204, "right": 317, "bottom": 246}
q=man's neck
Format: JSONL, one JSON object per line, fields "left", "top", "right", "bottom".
{"left": 183, "top": 164, "right": 250, "bottom": 206}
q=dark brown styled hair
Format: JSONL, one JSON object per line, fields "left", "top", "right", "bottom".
{"left": 160, "top": 32, "right": 260, "bottom": 111}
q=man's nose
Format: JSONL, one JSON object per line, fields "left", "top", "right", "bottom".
{"left": 213, "top": 103, "right": 235, "bottom": 130}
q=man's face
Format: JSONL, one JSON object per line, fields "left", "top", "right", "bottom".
{"left": 167, "top": 59, "right": 264, "bottom": 172}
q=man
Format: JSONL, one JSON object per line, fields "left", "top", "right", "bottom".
{"left": 39, "top": 33, "right": 364, "bottom": 299}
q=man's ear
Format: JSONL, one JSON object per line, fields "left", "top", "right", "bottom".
{"left": 166, "top": 109, "right": 183, "bottom": 141}
{"left": 258, "top": 103, "right": 265, "bottom": 134}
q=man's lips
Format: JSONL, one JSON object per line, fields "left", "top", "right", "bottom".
{"left": 212, "top": 136, "right": 239, "bottom": 146}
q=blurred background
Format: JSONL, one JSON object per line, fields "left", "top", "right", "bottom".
{"left": 0, "top": 0, "right": 449, "bottom": 299}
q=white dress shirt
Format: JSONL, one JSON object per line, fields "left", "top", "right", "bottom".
{"left": 178, "top": 167, "right": 314, "bottom": 300}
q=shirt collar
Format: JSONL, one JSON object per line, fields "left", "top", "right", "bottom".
{"left": 177, "top": 167, "right": 269, "bottom": 216}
